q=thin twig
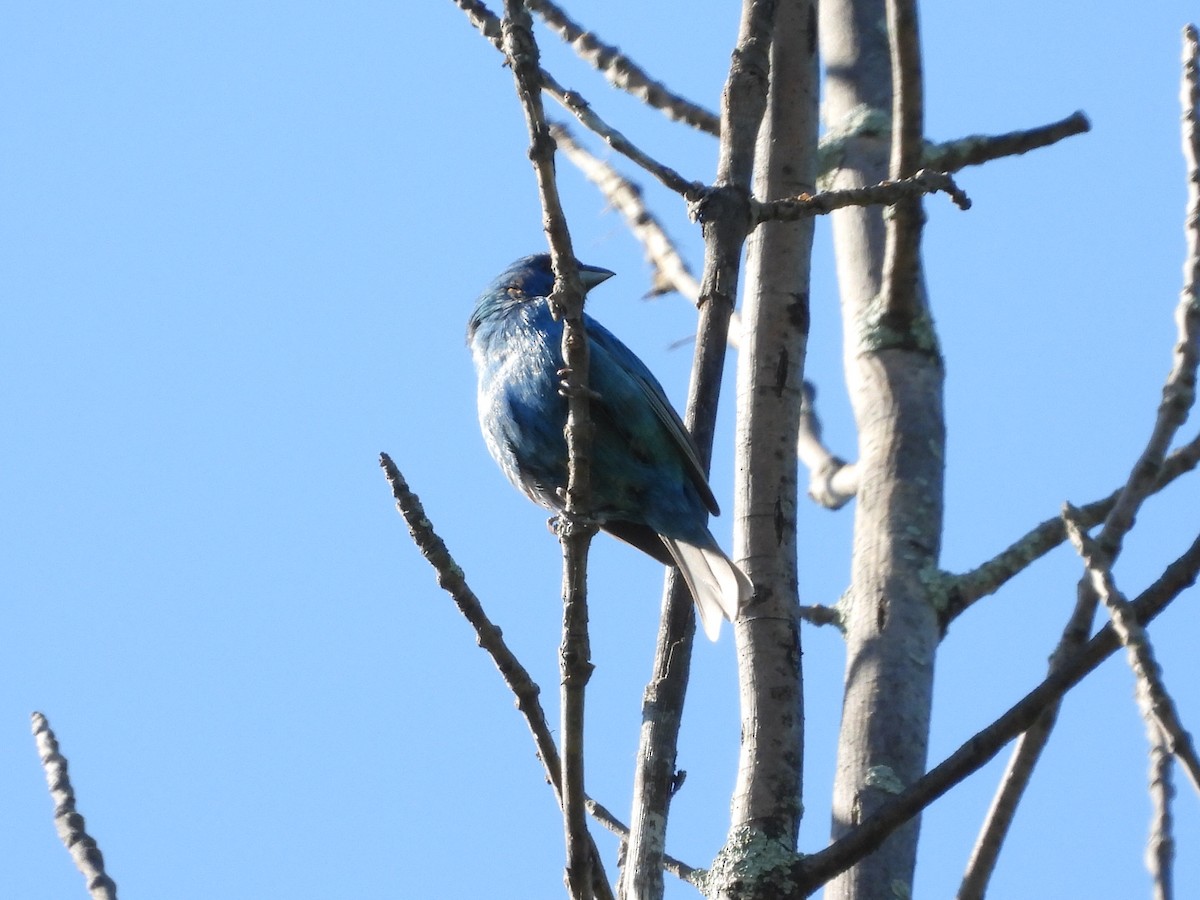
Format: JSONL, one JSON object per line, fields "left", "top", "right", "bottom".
{"left": 959, "top": 37, "right": 1200, "bottom": 894}
{"left": 1183, "top": 26, "right": 1200, "bottom": 346}
{"left": 584, "top": 797, "right": 699, "bottom": 884}
{"left": 549, "top": 120, "right": 754, "bottom": 354}
{"left": 379, "top": 455, "right": 615, "bottom": 900}
{"left": 755, "top": 168, "right": 970, "bottom": 223}
{"left": 499, "top": 4, "right": 598, "bottom": 895}
{"left": 1096, "top": 30, "right": 1200, "bottom": 565}
{"left": 959, "top": 524, "right": 1127, "bottom": 899}
{"left": 1063, "top": 506, "right": 1200, "bottom": 794}
{"left": 452, "top": 0, "right": 704, "bottom": 199}
{"left": 1147, "top": 734, "right": 1177, "bottom": 900}
{"left": 797, "top": 380, "right": 857, "bottom": 509}
{"left": 552, "top": 83, "right": 707, "bottom": 200}
{"left": 31, "top": 713, "right": 119, "bottom": 900}
{"left": 549, "top": 122, "right": 702, "bottom": 303}
{"left": 791, "top": 532, "right": 1200, "bottom": 895}
{"left": 818, "top": 109, "right": 1089, "bottom": 186}
{"left": 880, "top": 0, "right": 926, "bottom": 323}
{"left": 525, "top": 0, "right": 720, "bottom": 135}
{"left": 923, "top": 111, "right": 1091, "bottom": 174}
{"left": 797, "top": 603, "right": 843, "bottom": 628}
{"left": 944, "top": 432, "right": 1200, "bottom": 624}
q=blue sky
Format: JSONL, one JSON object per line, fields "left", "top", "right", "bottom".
{"left": 3, "top": 3, "right": 1198, "bottom": 898}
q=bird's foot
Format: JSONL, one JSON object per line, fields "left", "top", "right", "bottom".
{"left": 556, "top": 367, "right": 602, "bottom": 400}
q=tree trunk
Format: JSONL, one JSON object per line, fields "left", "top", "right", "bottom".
{"left": 819, "top": 0, "right": 946, "bottom": 896}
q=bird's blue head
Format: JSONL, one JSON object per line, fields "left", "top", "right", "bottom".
{"left": 468, "top": 254, "right": 614, "bottom": 338}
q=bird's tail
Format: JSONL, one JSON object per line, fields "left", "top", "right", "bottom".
{"left": 660, "top": 536, "right": 752, "bottom": 641}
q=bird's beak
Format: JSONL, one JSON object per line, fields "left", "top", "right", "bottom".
{"left": 579, "top": 264, "right": 615, "bottom": 291}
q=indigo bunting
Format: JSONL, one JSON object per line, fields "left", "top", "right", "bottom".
{"left": 468, "top": 254, "right": 751, "bottom": 640}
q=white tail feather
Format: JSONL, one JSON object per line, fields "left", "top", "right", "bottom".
{"left": 661, "top": 537, "right": 752, "bottom": 641}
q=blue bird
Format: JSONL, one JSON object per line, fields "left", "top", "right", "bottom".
{"left": 467, "top": 254, "right": 751, "bottom": 640}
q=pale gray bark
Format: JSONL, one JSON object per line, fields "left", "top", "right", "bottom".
{"left": 729, "top": 0, "right": 818, "bottom": 847}
{"left": 620, "top": 3, "right": 778, "bottom": 897}
{"left": 819, "top": 0, "right": 945, "bottom": 897}
{"left": 32, "top": 713, "right": 119, "bottom": 900}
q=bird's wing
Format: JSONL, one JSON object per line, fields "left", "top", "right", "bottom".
{"left": 585, "top": 315, "right": 720, "bottom": 516}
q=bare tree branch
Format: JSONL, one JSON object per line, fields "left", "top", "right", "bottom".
{"left": 797, "top": 603, "right": 843, "bottom": 628}
{"left": 958, "top": 36, "right": 1200, "bottom": 893}
{"left": 1063, "top": 506, "right": 1200, "bottom": 794}
{"left": 959, "top": 530, "right": 1131, "bottom": 899}
{"left": 728, "top": 0, "right": 817, "bottom": 856}
{"left": 452, "top": 0, "right": 705, "bottom": 199}
{"left": 553, "top": 86, "right": 706, "bottom": 200}
{"left": 525, "top": 0, "right": 721, "bottom": 135}
{"left": 31, "top": 712, "right": 119, "bottom": 900}
{"left": 791, "top": 532, "right": 1200, "bottom": 896}
{"left": 499, "top": 5, "right": 598, "bottom": 895}
{"left": 756, "top": 168, "right": 970, "bottom": 223}
{"left": 584, "top": 797, "right": 699, "bottom": 884}
{"left": 1147, "top": 736, "right": 1177, "bottom": 900}
{"left": 819, "top": 109, "right": 1090, "bottom": 187}
{"left": 623, "top": 2, "right": 780, "bottom": 897}
{"left": 948, "top": 24, "right": 1200, "bottom": 619}
{"left": 549, "top": 122, "right": 702, "bottom": 303}
{"left": 880, "top": 0, "right": 926, "bottom": 324}
{"left": 379, "top": 455, "right": 615, "bottom": 900}
{"left": 944, "top": 432, "right": 1200, "bottom": 623}
{"left": 818, "top": 0, "right": 948, "bottom": 893}
{"left": 923, "top": 111, "right": 1091, "bottom": 173}
{"left": 1095, "top": 36, "right": 1200, "bottom": 564}
{"left": 797, "top": 380, "right": 858, "bottom": 509}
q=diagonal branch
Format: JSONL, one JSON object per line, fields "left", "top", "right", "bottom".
{"left": 385, "top": 455, "right": 701, "bottom": 890}
{"left": 549, "top": 121, "right": 702, "bottom": 304}
{"left": 923, "top": 111, "right": 1091, "bottom": 174}
{"left": 949, "top": 25, "right": 1200, "bottom": 626}
{"left": 379, "top": 454, "right": 615, "bottom": 900}
{"left": 452, "top": 0, "right": 704, "bottom": 199}
{"left": 943, "top": 432, "right": 1200, "bottom": 624}
{"left": 1063, "top": 505, "right": 1200, "bottom": 795}
{"left": 31, "top": 712, "right": 119, "bottom": 900}
{"left": 552, "top": 85, "right": 706, "bottom": 200}
{"left": 958, "top": 33, "right": 1200, "bottom": 896}
{"left": 789, "top": 531, "right": 1200, "bottom": 896}
{"left": 584, "top": 797, "right": 699, "bottom": 884}
{"left": 525, "top": 0, "right": 721, "bottom": 135}
{"left": 1096, "top": 29, "right": 1200, "bottom": 564}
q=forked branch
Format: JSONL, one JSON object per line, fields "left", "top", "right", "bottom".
{"left": 453, "top": 0, "right": 704, "bottom": 199}
{"left": 794, "top": 532, "right": 1200, "bottom": 895}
